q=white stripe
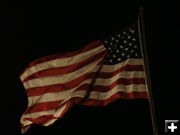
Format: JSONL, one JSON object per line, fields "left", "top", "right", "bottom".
{"left": 41, "top": 102, "right": 69, "bottom": 126}
{"left": 21, "top": 84, "right": 147, "bottom": 131}
{"left": 21, "top": 110, "right": 55, "bottom": 121}
{"left": 72, "top": 84, "right": 146, "bottom": 100}
{"left": 22, "top": 84, "right": 147, "bottom": 128}
{"left": 100, "top": 58, "right": 143, "bottom": 72}
{"left": 21, "top": 125, "right": 31, "bottom": 134}
{"left": 28, "top": 81, "right": 146, "bottom": 107}
{"left": 27, "top": 70, "right": 145, "bottom": 106}
{"left": 23, "top": 57, "right": 103, "bottom": 89}
{"left": 23, "top": 84, "right": 146, "bottom": 120}
{"left": 23, "top": 58, "right": 143, "bottom": 89}
{"left": 21, "top": 102, "right": 69, "bottom": 128}
{"left": 21, "top": 102, "right": 68, "bottom": 120}
{"left": 94, "top": 71, "right": 145, "bottom": 85}
{"left": 20, "top": 45, "right": 105, "bottom": 81}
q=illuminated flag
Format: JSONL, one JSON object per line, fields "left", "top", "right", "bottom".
{"left": 20, "top": 21, "right": 148, "bottom": 133}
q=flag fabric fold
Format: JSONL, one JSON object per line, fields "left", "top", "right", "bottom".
{"left": 20, "top": 21, "right": 148, "bottom": 134}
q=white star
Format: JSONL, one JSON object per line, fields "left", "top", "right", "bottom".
{"left": 113, "top": 55, "right": 116, "bottom": 58}
{"left": 131, "top": 30, "right": 135, "bottom": 33}
{"left": 120, "top": 45, "right": 123, "bottom": 48}
{"left": 124, "top": 40, "right": 127, "bottom": 43}
{"left": 122, "top": 53, "right": 125, "bottom": 56}
{"left": 129, "top": 43, "right": 132, "bottom": 46}
{"left": 116, "top": 40, "right": 119, "bottom": 43}
{"left": 135, "top": 53, "right": 138, "bottom": 56}
{"left": 105, "top": 41, "right": 108, "bottom": 44}
{"left": 128, "top": 36, "right": 131, "bottom": 39}
{"left": 127, "top": 55, "right": 130, "bottom": 58}
{"left": 110, "top": 42, "right": 113, "bottom": 45}
{"left": 118, "top": 58, "right": 121, "bottom": 61}
{"left": 108, "top": 47, "right": 111, "bottom": 50}
{"left": 130, "top": 50, "right": 134, "bottom": 53}
{"left": 125, "top": 48, "right": 128, "bottom": 51}
{"left": 134, "top": 46, "right": 137, "bottom": 48}
{"left": 132, "top": 38, "right": 136, "bottom": 41}
{"left": 118, "top": 34, "right": 121, "bottom": 37}
{"left": 116, "top": 50, "right": 120, "bottom": 53}
{"left": 109, "top": 59, "right": 113, "bottom": 63}
{"left": 123, "top": 32, "right": 126, "bottom": 34}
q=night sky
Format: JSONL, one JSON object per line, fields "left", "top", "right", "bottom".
{"left": 0, "top": 1, "right": 179, "bottom": 135}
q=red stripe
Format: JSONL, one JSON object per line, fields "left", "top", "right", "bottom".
{"left": 24, "top": 101, "right": 63, "bottom": 114}
{"left": 26, "top": 65, "right": 144, "bottom": 97}
{"left": 73, "top": 78, "right": 145, "bottom": 93}
{"left": 23, "top": 50, "right": 107, "bottom": 82}
{"left": 22, "top": 91, "right": 148, "bottom": 126}
{"left": 24, "top": 115, "right": 55, "bottom": 125}
{"left": 26, "top": 72, "right": 94, "bottom": 96}
{"left": 25, "top": 78, "right": 145, "bottom": 114}
{"left": 26, "top": 75, "right": 144, "bottom": 97}
{"left": 25, "top": 78, "right": 145, "bottom": 113}
{"left": 23, "top": 62, "right": 143, "bottom": 82}
{"left": 20, "top": 40, "right": 103, "bottom": 77}
{"left": 97, "top": 65, "right": 144, "bottom": 78}
{"left": 72, "top": 91, "right": 148, "bottom": 106}
{"left": 23, "top": 102, "right": 72, "bottom": 125}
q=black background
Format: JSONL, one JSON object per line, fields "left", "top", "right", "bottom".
{"left": 0, "top": 1, "right": 179, "bottom": 135}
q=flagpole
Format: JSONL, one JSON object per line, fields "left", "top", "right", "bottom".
{"left": 138, "top": 6, "right": 158, "bottom": 135}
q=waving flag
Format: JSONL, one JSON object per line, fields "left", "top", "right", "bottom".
{"left": 20, "top": 22, "right": 148, "bottom": 133}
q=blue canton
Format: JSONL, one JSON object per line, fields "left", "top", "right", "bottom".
{"left": 103, "top": 23, "right": 142, "bottom": 65}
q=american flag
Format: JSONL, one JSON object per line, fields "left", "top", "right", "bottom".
{"left": 20, "top": 22, "right": 148, "bottom": 133}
